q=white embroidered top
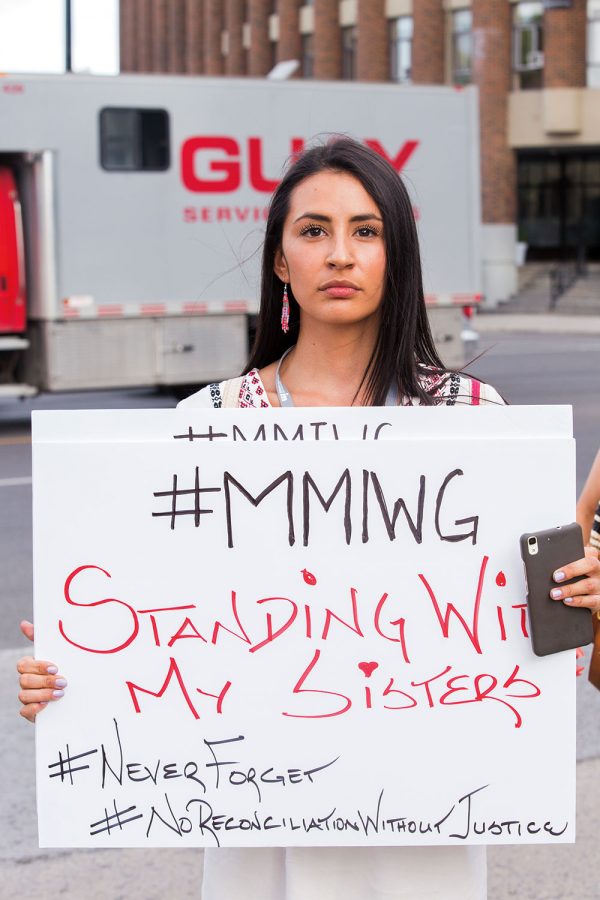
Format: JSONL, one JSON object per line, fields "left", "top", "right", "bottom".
{"left": 179, "top": 367, "right": 505, "bottom": 410}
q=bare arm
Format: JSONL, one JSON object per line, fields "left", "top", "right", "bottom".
{"left": 17, "top": 621, "right": 67, "bottom": 723}
{"left": 577, "top": 449, "right": 600, "bottom": 542}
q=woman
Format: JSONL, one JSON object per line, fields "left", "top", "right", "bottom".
{"left": 577, "top": 448, "right": 600, "bottom": 551}
{"left": 576, "top": 449, "right": 600, "bottom": 688}
{"left": 18, "top": 138, "right": 600, "bottom": 899}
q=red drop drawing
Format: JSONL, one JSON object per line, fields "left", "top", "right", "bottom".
{"left": 358, "top": 661, "right": 379, "bottom": 678}
{"left": 301, "top": 568, "right": 317, "bottom": 586}
{"left": 496, "top": 571, "right": 506, "bottom": 587}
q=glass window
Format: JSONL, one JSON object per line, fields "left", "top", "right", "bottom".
{"left": 302, "top": 33, "right": 314, "bottom": 78}
{"left": 588, "top": 0, "right": 600, "bottom": 87}
{"left": 513, "top": 2, "right": 544, "bottom": 89}
{"left": 517, "top": 151, "right": 600, "bottom": 258}
{"left": 99, "top": 108, "right": 170, "bottom": 171}
{"left": 451, "top": 9, "right": 472, "bottom": 84}
{"left": 341, "top": 26, "right": 356, "bottom": 80}
{"left": 389, "top": 17, "right": 412, "bottom": 83}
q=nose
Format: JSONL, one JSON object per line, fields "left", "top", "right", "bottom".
{"left": 326, "top": 233, "right": 354, "bottom": 268}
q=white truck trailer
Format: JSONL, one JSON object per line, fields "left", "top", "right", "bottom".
{"left": 0, "top": 73, "right": 482, "bottom": 396}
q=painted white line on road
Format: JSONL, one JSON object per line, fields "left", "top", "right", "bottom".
{"left": 0, "top": 476, "right": 32, "bottom": 487}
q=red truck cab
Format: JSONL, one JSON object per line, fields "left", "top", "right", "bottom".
{"left": 0, "top": 167, "right": 26, "bottom": 333}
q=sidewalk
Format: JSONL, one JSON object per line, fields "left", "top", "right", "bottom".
{"left": 475, "top": 262, "right": 600, "bottom": 335}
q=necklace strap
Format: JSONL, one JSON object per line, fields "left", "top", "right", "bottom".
{"left": 275, "top": 346, "right": 295, "bottom": 407}
{"left": 275, "top": 345, "right": 399, "bottom": 407}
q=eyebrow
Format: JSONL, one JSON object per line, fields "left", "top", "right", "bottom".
{"left": 293, "top": 212, "right": 383, "bottom": 224}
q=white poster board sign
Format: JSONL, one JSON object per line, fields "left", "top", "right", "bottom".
{"left": 32, "top": 406, "right": 576, "bottom": 848}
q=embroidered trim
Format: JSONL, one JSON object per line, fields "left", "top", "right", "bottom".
{"left": 209, "top": 383, "right": 222, "bottom": 408}
{"left": 444, "top": 372, "right": 461, "bottom": 406}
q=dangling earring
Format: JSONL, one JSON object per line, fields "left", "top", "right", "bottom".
{"left": 281, "top": 282, "right": 290, "bottom": 333}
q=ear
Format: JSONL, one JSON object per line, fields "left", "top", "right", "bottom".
{"left": 274, "top": 246, "right": 289, "bottom": 283}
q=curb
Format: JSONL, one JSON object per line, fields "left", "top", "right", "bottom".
{"left": 474, "top": 314, "right": 600, "bottom": 335}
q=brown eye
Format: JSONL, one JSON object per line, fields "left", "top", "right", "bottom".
{"left": 300, "top": 224, "right": 326, "bottom": 237}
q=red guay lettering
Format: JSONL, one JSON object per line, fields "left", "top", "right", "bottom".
{"left": 364, "top": 139, "right": 419, "bottom": 172}
{"left": 180, "top": 137, "right": 418, "bottom": 194}
{"left": 181, "top": 137, "right": 241, "bottom": 193}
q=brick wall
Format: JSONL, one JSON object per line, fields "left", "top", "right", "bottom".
{"left": 135, "top": 0, "right": 153, "bottom": 72}
{"left": 248, "top": 0, "right": 271, "bottom": 76}
{"left": 185, "top": 0, "right": 204, "bottom": 74}
{"left": 167, "top": 0, "right": 186, "bottom": 73}
{"left": 204, "top": 0, "right": 224, "bottom": 74}
{"left": 314, "top": 0, "right": 341, "bottom": 79}
{"left": 412, "top": 0, "right": 444, "bottom": 84}
{"left": 472, "top": 0, "right": 515, "bottom": 224}
{"left": 544, "top": 0, "right": 587, "bottom": 88}
{"left": 278, "top": 0, "right": 302, "bottom": 65}
{"left": 151, "top": 0, "right": 169, "bottom": 72}
{"left": 119, "top": 0, "right": 136, "bottom": 71}
{"left": 225, "top": 0, "right": 246, "bottom": 75}
{"left": 357, "top": 0, "right": 388, "bottom": 82}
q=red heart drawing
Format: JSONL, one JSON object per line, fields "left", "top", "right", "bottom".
{"left": 301, "top": 568, "right": 317, "bottom": 586}
{"left": 358, "top": 661, "right": 378, "bottom": 678}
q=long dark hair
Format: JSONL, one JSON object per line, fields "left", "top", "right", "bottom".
{"left": 244, "top": 136, "right": 446, "bottom": 405}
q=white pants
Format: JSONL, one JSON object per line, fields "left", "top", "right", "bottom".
{"left": 201, "top": 846, "right": 487, "bottom": 900}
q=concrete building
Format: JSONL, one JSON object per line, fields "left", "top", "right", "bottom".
{"left": 119, "top": 0, "right": 600, "bottom": 306}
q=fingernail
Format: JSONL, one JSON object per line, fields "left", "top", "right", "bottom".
{"left": 54, "top": 678, "right": 67, "bottom": 688}
{"left": 550, "top": 588, "right": 563, "bottom": 599}
{"left": 554, "top": 570, "right": 566, "bottom": 582}
{"left": 563, "top": 597, "right": 573, "bottom": 604}
{"left": 39, "top": 701, "right": 48, "bottom": 707}
{"left": 47, "top": 666, "right": 58, "bottom": 674}
{"left": 52, "top": 689, "right": 64, "bottom": 698}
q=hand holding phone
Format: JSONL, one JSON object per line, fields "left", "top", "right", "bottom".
{"left": 520, "top": 523, "right": 594, "bottom": 656}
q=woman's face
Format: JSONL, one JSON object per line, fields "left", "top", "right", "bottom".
{"left": 274, "top": 171, "right": 386, "bottom": 331}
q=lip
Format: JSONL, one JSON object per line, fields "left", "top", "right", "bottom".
{"left": 319, "top": 280, "right": 361, "bottom": 298}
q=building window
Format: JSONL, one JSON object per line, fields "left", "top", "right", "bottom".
{"left": 513, "top": 2, "right": 544, "bottom": 90}
{"left": 389, "top": 17, "right": 412, "bottom": 83}
{"left": 517, "top": 152, "right": 600, "bottom": 259}
{"left": 341, "top": 26, "right": 356, "bottom": 80}
{"left": 589, "top": 0, "right": 600, "bottom": 87}
{"left": 451, "top": 9, "right": 472, "bottom": 84}
{"left": 302, "top": 33, "right": 314, "bottom": 78}
{"left": 99, "top": 108, "right": 170, "bottom": 171}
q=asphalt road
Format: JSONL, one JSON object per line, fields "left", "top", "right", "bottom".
{"left": 467, "top": 329, "right": 600, "bottom": 490}
{"left": 1, "top": 330, "right": 599, "bottom": 899}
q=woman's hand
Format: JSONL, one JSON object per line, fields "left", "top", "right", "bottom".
{"left": 17, "top": 620, "right": 66, "bottom": 723}
{"left": 550, "top": 547, "right": 600, "bottom": 611}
